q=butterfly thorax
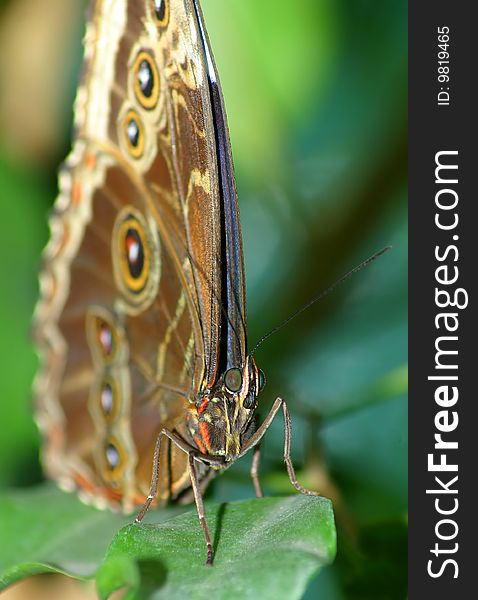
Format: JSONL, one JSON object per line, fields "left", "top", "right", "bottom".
{"left": 186, "top": 356, "right": 264, "bottom": 462}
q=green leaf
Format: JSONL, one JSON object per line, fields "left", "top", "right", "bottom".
{"left": 0, "top": 158, "right": 50, "bottom": 488}
{"left": 0, "top": 484, "right": 135, "bottom": 589}
{"left": 97, "top": 495, "right": 336, "bottom": 600}
{"left": 0, "top": 486, "right": 336, "bottom": 599}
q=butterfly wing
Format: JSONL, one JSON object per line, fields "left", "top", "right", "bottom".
{"left": 34, "top": 0, "right": 246, "bottom": 511}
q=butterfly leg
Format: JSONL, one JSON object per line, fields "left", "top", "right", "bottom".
{"left": 237, "top": 398, "right": 320, "bottom": 497}
{"left": 188, "top": 452, "right": 214, "bottom": 566}
{"left": 134, "top": 428, "right": 164, "bottom": 523}
{"left": 135, "top": 427, "right": 221, "bottom": 565}
{"left": 250, "top": 445, "right": 263, "bottom": 498}
{"left": 281, "top": 399, "right": 320, "bottom": 497}
{"left": 135, "top": 428, "right": 213, "bottom": 523}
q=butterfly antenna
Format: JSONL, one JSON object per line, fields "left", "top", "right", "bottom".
{"left": 250, "top": 246, "right": 391, "bottom": 356}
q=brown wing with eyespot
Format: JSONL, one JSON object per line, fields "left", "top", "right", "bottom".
{"left": 34, "top": 143, "right": 200, "bottom": 511}
{"left": 77, "top": 0, "right": 222, "bottom": 387}
{"left": 34, "top": 0, "right": 223, "bottom": 511}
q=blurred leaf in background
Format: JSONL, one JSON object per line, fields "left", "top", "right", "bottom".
{"left": 0, "top": 0, "right": 407, "bottom": 598}
{"left": 0, "top": 0, "right": 87, "bottom": 488}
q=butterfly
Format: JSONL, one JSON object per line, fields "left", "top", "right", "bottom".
{"left": 33, "top": 0, "right": 318, "bottom": 565}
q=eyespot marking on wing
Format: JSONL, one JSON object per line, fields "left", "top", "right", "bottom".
{"left": 111, "top": 206, "right": 161, "bottom": 312}
{"left": 149, "top": 0, "right": 169, "bottom": 28}
{"left": 122, "top": 109, "right": 145, "bottom": 159}
{"left": 133, "top": 51, "right": 160, "bottom": 110}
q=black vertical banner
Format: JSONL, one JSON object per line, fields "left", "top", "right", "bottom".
{"left": 409, "top": 2, "right": 475, "bottom": 597}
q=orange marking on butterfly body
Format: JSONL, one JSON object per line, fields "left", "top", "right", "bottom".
{"left": 194, "top": 435, "right": 206, "bottom": 455}
{"left": 197, "top": 397, "right": 209, "bottom": 414}
{"left": 198, "top": 421, "right": 211, "bottom": 451}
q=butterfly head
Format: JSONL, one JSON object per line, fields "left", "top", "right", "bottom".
{"left": 188, "top": 356, "right": 266, "bottom": 462}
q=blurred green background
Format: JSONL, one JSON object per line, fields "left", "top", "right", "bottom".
{"left": 0, "top": 0, "right": 407, "bottom": 598}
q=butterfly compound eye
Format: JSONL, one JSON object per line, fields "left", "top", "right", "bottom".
{"left": 224, "top": 368, "right": 242, "bottom": 393}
